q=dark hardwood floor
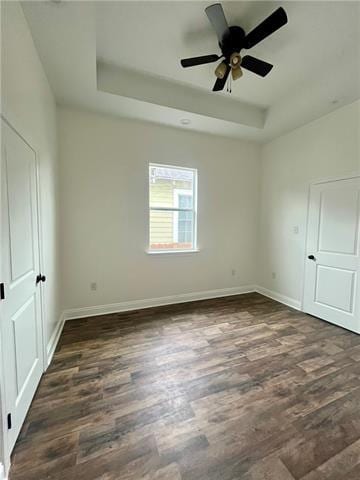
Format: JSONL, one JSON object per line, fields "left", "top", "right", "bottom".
{"left": 9, "top": 293, "right": 360, "bottom": 480}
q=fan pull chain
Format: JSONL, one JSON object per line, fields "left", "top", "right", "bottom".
{"left": 227, "top": 73, "right": 232, "bottom": 94}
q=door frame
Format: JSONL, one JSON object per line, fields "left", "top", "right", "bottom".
{"left": 0, "top": 116, "right": 47, "bottom": 473}
{"left": 301, "top": 172, "right": 360, "bottom": 312}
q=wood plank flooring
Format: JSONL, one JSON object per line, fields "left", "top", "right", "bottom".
{"left": 9, "top": 293, "right": 360, "bottom": 480}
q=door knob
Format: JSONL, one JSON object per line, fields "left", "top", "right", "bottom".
{"left": 308, "top": 255, "right": 316, "bottom": 261}
{"left": 36, "top": 274, "right": 46, "bottom": 284}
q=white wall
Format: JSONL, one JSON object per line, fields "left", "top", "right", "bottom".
{"left": 258, "top": 100, "right": 360, "bottom": 305}
{"left": 1, "top": 2, "right": 60, "bottom": 356}
{"left": 58, "top": 107, "right": 261, "bottom": 311}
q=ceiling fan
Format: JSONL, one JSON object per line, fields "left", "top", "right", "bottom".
{"left": 180, "top": 3, "right": 288, "bottom": 92}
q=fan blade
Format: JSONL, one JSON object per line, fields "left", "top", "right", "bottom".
{"left": 244, "top": 7, "right": 287, "bottom": 49}
{"left": 181, "top": 54, "right": 220, "bottom": 68}
{"left": 205, "top": 3, "right": 229, "bottom": 44}
{"left": 241, "top": 55, "right": 273, "bottom": 77}
{"left": 212, "top": 64, "right": 230, "bottom": 91}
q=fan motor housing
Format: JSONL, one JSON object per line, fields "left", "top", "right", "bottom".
{"left": 220, "top": 26, "right": 245, "bottom": 59}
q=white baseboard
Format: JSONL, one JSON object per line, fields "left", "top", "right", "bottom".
{"left": 254, "top": 285, "right": 302, "bottom": 311}
{"left": 63, "top": 285, "right": 256, "bottom": 321}
{"left": 46, "top": 313, "right": 65, "bottom": 367}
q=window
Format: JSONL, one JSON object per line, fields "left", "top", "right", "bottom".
{"left": 149, "top": 163, "right": 197, "bottom": 252}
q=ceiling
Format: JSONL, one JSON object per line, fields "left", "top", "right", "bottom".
{"left": 22, "top": 1, "right": 360, "bottom": 142}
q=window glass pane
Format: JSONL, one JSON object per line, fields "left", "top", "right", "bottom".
{"left": 178, "top": 195, "right": 193, "bottom": 243}
{"left": 149, "top": 165, "right": 194, "bottom": 209}
{"left": 149, "top": 209, "right": 194, "bottom": 250}
{"left": 178, "top": 213, "right": 193, "bottom": 243}
{"left": 178, "top": 194, "right": 192, "bottom": 209}
{"left": 149, "top": 164, "right": 196, "bottom": 252}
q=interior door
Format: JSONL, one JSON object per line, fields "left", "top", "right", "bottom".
{"left": 303, "top": 176, "right": 360, "bottom": 333}
{"left": 0, "top": 120, "right": 44, "bottom": 453}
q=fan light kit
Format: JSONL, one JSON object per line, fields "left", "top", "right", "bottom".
{"left": 215, "top": 62, "right": 227, "bottom": 79}
{"left": 180, "top": 3, "right": 288, "bottom": 92}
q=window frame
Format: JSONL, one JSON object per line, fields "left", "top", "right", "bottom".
{"left": 148, "top": 163, "right": 198, "bottom": 254}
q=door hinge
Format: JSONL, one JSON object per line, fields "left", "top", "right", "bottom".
{"left": 7, "top": 413, "right": 12, "bottom": 430}
{"left": 0, "top": 283, "right": 4, "bottom": 300}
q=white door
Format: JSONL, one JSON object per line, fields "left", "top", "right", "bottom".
{"left": 303, "top": 176, "right": 360, "bottom": 333}
{"left": 0, "top": 121, "right": 44, "bottom": 453}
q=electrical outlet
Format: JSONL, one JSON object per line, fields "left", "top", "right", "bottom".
{"left": 293, "top": 226, "right": 299, "bottom": 234}
{"left": 90, "top": 282, "right": 97, "bottom": 291}
{"left": 271, "top": 272, "right": 276, "bottom": 279}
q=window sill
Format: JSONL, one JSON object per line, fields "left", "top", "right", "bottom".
{"left": 147, "top": 249, "right": 200, "bottom": 255}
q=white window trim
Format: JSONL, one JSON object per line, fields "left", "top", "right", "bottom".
{"left": 148, "top": 163, "right": 198, "bottom": 254}
{"left": 147, "top": 248, "right": 200, "bottom": 255}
